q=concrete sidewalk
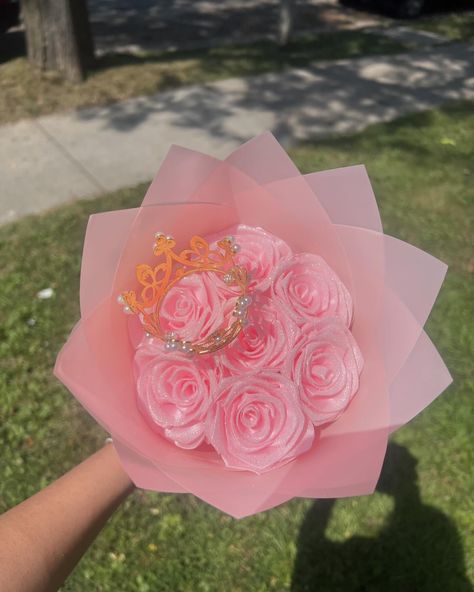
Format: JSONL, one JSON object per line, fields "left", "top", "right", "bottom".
{"left": 1, "top": 42, "right": 473, "bottom": 224}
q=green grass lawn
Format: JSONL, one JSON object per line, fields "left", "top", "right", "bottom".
{"left": 0, "top": 29, "right": 406, "bottom": 125}
{"left": 1, "top": 102, "right": 473, "bottom": 591}
{"left": 407, "top": 10, "right": 474, "bottom": 42}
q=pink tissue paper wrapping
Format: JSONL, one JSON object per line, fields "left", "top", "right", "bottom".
{"left": 54, "top": 132, "right": 452, "bottom": 518}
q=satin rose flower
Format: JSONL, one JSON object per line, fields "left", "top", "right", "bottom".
{"left": 159, "top": 272, "right": 233, "bottom": 342}
{"left": 55, "top": 132, "right": 451, "bottom": 518}
{"left": 134, "top": 347, "right": 220, "bottom": 449}
{"left": 273, "top": 253, "right": 353, "bottom": 327}
{"left": 210, "top": 224, "right": 292, "bottom": 292}
{"left": 286, "top": 318, "right": 364, "bottom": 426}
{"left": 219, "top": 295, "right": 299, "bottom": 375}
{"left": 206, "top": 372, "right": 314, "bottom": 473}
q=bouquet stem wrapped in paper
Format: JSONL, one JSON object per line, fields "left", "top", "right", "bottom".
{"left": 55, "top": 133, "right": 451, "bottom": 518}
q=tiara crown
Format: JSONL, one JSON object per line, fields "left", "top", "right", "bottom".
{"left": 119, "top": 233, "right": 251, "bottom": 355}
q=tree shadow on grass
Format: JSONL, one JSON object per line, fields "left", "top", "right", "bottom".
{"left": 291, "top": 443, "right": 471, "bottom": 592}
{"left": 94, "top": 30, "right": 402, "bottom": 73}
{"left": 296, "top": 100, "right": 474, "bottom": 168}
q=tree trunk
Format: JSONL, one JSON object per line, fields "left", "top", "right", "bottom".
{"left": 22, "top": 0, "right": 94, "bottom": 83}
{"left": 277, "top": 0, "right": 294, "bottom": 47}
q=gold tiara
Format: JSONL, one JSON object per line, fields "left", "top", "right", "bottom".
{"left": 118, "top": 233, "right": 252, "bottom": 355}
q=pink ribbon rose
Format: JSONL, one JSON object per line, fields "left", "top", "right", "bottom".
{"left": 206, "top": 371, "right": 314, "bottom": 473}
{"left": 159, "top": 271, "right": 234, "bottom": 342}
{"left": 135, "top": 349, "right": 220, "bottom": 449}
{"left": 272, "top": 253, "right": 353, "bottom": 327}
{"left": 285, "top": 318, "right": 364, "bottom": 426}
{"left": 210, "top": 225, "right": 292, "bottom": 293}
{"left": 219, "top": 295, "right": 300, "bottom": 374}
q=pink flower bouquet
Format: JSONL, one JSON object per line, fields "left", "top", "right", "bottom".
{"left": 55, "top": 133, "right": 452, "bottom": 518}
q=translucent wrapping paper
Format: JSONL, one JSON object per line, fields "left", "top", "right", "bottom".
{"left": 55, "top": 133, "right": 451, "bottom": 518}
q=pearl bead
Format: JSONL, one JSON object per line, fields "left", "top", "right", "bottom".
{"left": 166, "top": 235, "right": 173, "bottom": 241}
{"left": 236, "top": 296, "right": 251, "bottom": 311}
{"left": 117, "top": 294, "right": 125, "bottom": 304}
{"left": 223, "top": 273, "right": 233, "bottom": 284}
{"left": 123, "top": 306, "right": 133, "bottom": 314}
{"left": 154, "top": 231, "right": 164, "bottom": 238}
{"left": 231, "top": 244, "right": 241, "bottom": 254}
{"left": 233, "top": 309, "right": 245, "bottom": 318}
{"left": 225, "top": 235, "right": 235, "bottom": 244}
{"left": 241, "top": 295, "right": 252, "bottom": 306}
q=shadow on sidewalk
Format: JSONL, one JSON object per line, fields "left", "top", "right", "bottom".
{"left": 291, "top": 443, "right": 471, "bottom": 592}
{"left": 74, "top": 43, "right": 473, "bottom": 142}
{"left": 88, "top": 0, "right": 382, "bottom": 56}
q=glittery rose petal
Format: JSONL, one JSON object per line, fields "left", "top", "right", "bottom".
{"left": 159, "top": 272, "right": 227, "bottom": 342}
{"left": 272, "top": 253, "right": 353, "bottom": 327}
{"left": 219, "top": 295, "right": 299, "bottom": 374}
{"left": 286, "top": 318, "right": 363, "bottom": 426}
{"left": 135, "top": 350, "right": 220, "bottom": 449}
{"left": 206, "top": 372, "right": 314, "bottom": 474}
{"left": 209, "top": 224, "right": 292, "bottom": 292}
